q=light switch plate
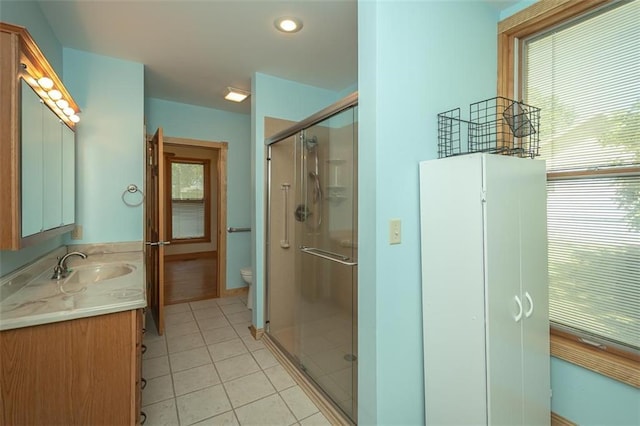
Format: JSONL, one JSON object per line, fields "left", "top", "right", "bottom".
{"left": 389, "top": 219, "right": 401, "bottom": 245}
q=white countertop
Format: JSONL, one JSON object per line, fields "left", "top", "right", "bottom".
{"left": 0, "top": 250, "right": 146, "bottom": 331}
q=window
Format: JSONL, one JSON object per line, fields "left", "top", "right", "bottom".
{"left": 499, "top": 0, "right": 639, "bottom": 386}
{"left": 167, "top": 158, "right": 211, "bottom": 243}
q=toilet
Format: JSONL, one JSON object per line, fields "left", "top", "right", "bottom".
{"left": 240, "top": 267, "right": 253, "bottom": 310}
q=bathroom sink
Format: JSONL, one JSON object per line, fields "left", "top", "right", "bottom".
{"left": 64, "top": 264, "right": 135, "bottom": 285}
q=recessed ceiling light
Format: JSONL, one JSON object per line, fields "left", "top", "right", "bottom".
{"left": 274, "top": 17, "right": 303, "bottom": 33}
{"left": 224, "top": 87, "right": 250, "bottom": 103}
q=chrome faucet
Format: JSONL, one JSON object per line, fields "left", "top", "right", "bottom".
{"left": 52, "top": 251, "right": 87, "bottom": 280}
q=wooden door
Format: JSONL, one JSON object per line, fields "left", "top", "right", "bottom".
{"left": 145, "top": 128, "right": 166, "bottom": 335}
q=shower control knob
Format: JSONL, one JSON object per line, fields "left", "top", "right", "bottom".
{"left": 295, "top": 204, "right": 311, "bottom": 222}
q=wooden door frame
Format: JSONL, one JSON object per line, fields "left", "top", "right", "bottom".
{"left": 161, "top": 136, "right": 229, "bottom": 297}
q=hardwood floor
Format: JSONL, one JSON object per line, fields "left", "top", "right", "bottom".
{"left": 164, "top": 252, "right": 217, "bottom": 305}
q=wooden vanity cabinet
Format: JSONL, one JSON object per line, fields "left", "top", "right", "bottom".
{"left": 0, "top": 309, "right": 144, "bottom": 425}
{"left": 0, "top": 22, "right": 79, "bottom": 250}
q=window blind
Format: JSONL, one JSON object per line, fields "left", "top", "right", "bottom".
{"left": 547, "top": 176, "right": 640, "bottom": 348}
{"left": 172, "top": 200, "right": 205, "bottom": 239}
{"left": 524, "top": 0, "right": 640, "bottom": 350}
{"left": 170, "top": 161, "right": 206, "bottom": 240}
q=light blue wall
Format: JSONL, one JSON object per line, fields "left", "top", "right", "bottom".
{"left": 145, "top": 97, "right": 252, "bottom": 290}
{"left": 551, "top": 358, "right": 640, "bottom": 425}
{"left": 357, "top": 1, "right": 499, "bottom": 423}
{"left": 498, "top": 2, "right": 640, "bottom": 424}
{"left": 251, "top": 72, "right": 343, "bottom": 329}
{"left": 356, "top": 2, "right": 378, "bottom": 422}
{"left": 500, "top": 0, "right": 538, "bottom": 20}
{"left": 338, "top": 83, "right": 358, "bottom": 99}
{"left": 0, "top": 0, "right": 62, "bottom": 75}
{"left": 63, "top": 48, "right": 144, "bottom": 244}
{"left": 0, "top": 0, "right": 66, "bottom": 277}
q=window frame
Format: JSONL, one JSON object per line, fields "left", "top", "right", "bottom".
{"left": 498, "top": 0, "right": 640, "bottom": 388}
{"left": 165, "top": 156, "right": 212, "bottom": 244}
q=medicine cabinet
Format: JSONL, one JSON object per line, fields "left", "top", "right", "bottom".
{"left": 0, "top": 22, "right": 80, "bottom": 250}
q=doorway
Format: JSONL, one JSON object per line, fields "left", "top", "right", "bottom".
{"left": 163, "top": 137, "right": 228, "bottom": 305}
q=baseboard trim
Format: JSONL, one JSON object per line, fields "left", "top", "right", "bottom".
{"left": 221, "top": 286, "right": 248, "bottom": 298}
{"left": 249, "top": 325, "right": 264, "bottom": 340}
{"left": 262, "top": 334, "right": 353, "bottom": 426}
{"left": 551, "top": 411, "right": 577, "bottom": 426}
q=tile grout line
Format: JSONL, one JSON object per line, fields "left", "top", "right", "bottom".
{"left": 142, "top": 311, "right": 178, "bottom": 423}
{"left": 144, "top": 298, "right": 318, "bottom": 426}
{"left": 192, "top": 300, "right": 240, "bottom": 426}
{"left": 212, "top": 298, "right": 299, "bottom": 425}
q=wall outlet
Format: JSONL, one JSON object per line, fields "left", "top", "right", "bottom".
{"left": 389, "top": 219, "right": 401, "bottom": 245}
{"left": 71, "top": 224, "right": 83, "bottom": 240}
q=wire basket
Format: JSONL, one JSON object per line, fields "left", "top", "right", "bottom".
{"left": 438, "top": 97, "right": 540, "bottom": 159}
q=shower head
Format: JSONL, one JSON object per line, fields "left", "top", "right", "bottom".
{"left": 304, "top": 135, "right": 318, "bottom": 151}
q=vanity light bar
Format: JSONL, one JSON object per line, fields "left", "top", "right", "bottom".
{"left": 25, "top": 68, "right": 80, "bottom": 125}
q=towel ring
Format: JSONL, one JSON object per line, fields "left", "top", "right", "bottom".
{"left": 122, "top": 184, "right": 144, "bottom": 207}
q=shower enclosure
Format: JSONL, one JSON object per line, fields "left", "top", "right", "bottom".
{"left": 265, "top": 93, "right": 358, "bottom": 422}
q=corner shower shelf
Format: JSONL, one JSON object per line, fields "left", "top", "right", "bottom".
{"left": 326, "top": 185, "right": 348, "bottom": 202}
{"left": 326, "top": 159, "right": 347, "bottom": 188}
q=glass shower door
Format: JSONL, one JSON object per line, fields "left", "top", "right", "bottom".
{"left": 296, "top": 107, "right": 357, "bottom": 419}
{"left": 267, "top": 134, "right": 299, "bottom": 358}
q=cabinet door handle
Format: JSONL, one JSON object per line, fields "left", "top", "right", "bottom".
{"left": 524, "top": 291, "right": 534, "bottom": 318}
{"left": 514, "top": 295, "right": 523, "bottom": 322}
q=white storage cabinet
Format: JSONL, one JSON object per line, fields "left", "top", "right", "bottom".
{"left": 419, "top": 153, "right": 550, "bottom": 425}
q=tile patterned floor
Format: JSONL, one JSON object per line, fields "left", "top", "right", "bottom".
{"left": 142, "top": 296, "right": 332, "bottom": 426}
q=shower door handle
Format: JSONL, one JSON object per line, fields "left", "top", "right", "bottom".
{"left": 300, "top": 246, "right": 357, "bottom": 266}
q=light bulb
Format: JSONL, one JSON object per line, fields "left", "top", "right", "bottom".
{"left": 38, "top": 77, "right": 54, "bottom": 90}
{"left": 48, "top": 89, "right": 62, "bottom": 101}
{"left": 275, "top": 17, "right": 303, "bottom": 33}
{"left": 279, "top": 19, "right": 297, "bottom": 31}
{"left": 63, "top": 107, "right": 75, "bottom": 116}
{"left": 56, "top": 99, "right": 69, "bottom": 109}
{"left": 70, "top": 115, "right": 80, "bottom": 123}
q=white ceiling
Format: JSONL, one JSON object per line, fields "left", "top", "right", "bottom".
{"left": 37, "top": 0, "right": 517, "bottom": 115}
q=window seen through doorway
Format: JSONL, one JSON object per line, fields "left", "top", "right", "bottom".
{"left": 168, "top": 158, "right": 211, "bottom": 242}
